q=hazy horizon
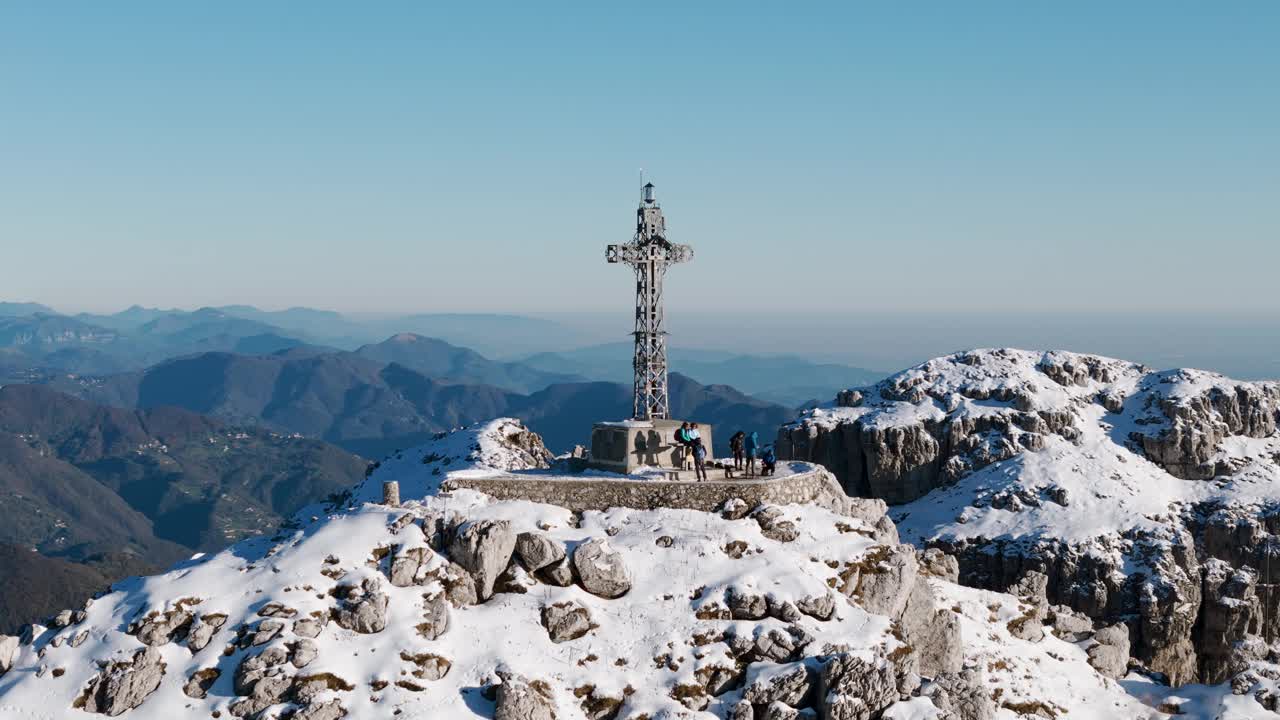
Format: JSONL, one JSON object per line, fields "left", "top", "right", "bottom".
{"left": 8, "top": 297, "right": 1277, "bottom": 383}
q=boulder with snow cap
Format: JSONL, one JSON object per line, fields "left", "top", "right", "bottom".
{"left": 761, "top": 701, "right": 800, "bottom": 720}
{"left": 76, "top": 646, "right": 166, "bottom": 715}
{"left": 721, "top": 498, "right": 751, "bottom": 520}
{"left": 742, "top": 662, "right": 814, "bottom": 707}
{"left": 416, "top": 589, "right": 452, "bottom": 640}
{"left": 754, "top": 505, "right": 801, "bottom": 542}
{"left": 919, "top": 549, "right": 959, "bottom": 583}
{"left": 0, "top": 634, "right": 17, "bottom": 676}
{"left": 540, "top": 600, "right": 595, "bottom": 643}
{"left": 448, "top": 519, "right": 518, "bottom": 601}
{"left": 516, "top": 531, "right": 566, "bottom": 572}
{"left": 727, "top": 585, "right": 769, "bottom": 620}
{"left": 850, "top": 545, "right": 919, "bottom": 619}
{"left": 494, "top": 669, "right": 557, "bottom": 720}
{"left": 390, "top": 543, "right": 431, "bottom": 587}
{"left": 331, "top": 577, "right": 390, "bottom": 634}
{"left": 293, "top": 700, "right": 348, "bottom": 720}
{"left": 572, "top": 538, "right": 632, "bottom": 599}
{"left": 186, "top": 612, "right": 227, "bottom": 652}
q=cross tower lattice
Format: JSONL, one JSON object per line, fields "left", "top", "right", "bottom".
{"left": 606, "top": 182, "right": 693, "bottom": 420}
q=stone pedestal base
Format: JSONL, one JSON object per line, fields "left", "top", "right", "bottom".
{"left": 588, "top": 419, "right": 714, "bottom": 474}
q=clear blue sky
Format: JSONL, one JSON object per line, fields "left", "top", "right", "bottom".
{"left": 1, "top": 2, "right": 1276, "bottom": 315}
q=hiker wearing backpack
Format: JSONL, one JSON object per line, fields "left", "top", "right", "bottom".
{"left": 692, "top": 438, "right": 708, "bottom": 481}
{"left": 729, "top": 431, "right": 746, "bottom": 470}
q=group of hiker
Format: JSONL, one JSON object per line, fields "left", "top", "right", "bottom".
{"left": 729, "top": 430, "right": 776, "bottom": 477}
{"left": 673, "top": 422, "right": 777, "bottom": 480}
{"left": 674, "top": 422, "right": 708, "bottom": 480}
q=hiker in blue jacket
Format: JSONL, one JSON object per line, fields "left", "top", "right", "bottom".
{"left": 761, "top": 445, "right": 777, "bottom": 476}
{"left": 744, "top": 431, "right": 759, "bottom": 476}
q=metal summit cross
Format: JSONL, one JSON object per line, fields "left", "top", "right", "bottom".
{"left": 606, "top": 181, "right": 693, "bottom": 420}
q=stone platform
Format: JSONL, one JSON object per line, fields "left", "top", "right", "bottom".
{"left": 588, "top": 418, "right": 714, "bottom": 474}
{"left": 439, "top": 464, "right": 865, "bottom": 516}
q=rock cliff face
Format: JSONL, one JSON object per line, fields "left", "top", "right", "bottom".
{"left": 1, "top": 418, "right": 1227, "bottom": 718}
{"left": 778, "top": 348, "right": 1280, "bottom": 690}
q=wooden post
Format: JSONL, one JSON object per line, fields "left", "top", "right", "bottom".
{"left": 382, "top": 481, "right": 400, "bottom": 507}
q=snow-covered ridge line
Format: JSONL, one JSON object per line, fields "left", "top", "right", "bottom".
{"left": 777, "top": 347, "right": 1280, "bottom": 692}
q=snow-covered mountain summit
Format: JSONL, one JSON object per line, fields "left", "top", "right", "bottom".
{"left": 780, "top": 348, "right": 1280, "bottom": 692}
{"left": 5, "top": 415, "right": 1250, "bottom": 719}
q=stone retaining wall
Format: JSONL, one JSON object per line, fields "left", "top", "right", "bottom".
{"left": 440, "top": 468, "right": 875, "bottom": 518}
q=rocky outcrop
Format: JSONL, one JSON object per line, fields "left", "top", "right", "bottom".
{"left": 778, "top": 351, "right": 1094, "bottom": 504}
{"left": 228, "top": 641, "right": 355, "bottom": 717}
{"left": 779, "top": 349, "right": 1280, "bottom": 687}
{"left": 816, "top": 654, "right": 899, "bottom": 719}
{"left": 76, "top": 646, "right": 166, "bottom": 715}
{"left": 934, "top": 528, "right": 1203, "bottom": 686}
{"left": 1137, "top": 377, "right": 1280, "bottom": 480}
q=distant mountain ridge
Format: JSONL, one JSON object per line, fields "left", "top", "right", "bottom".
{"left": 0, "top": 383, "right": 369, "bottom": 632}
{"left": 350, "top": 333, "right": 580, "bottom": 393}
{"left": 49, "top": 346, "right": 795, "bottom": 458}
{"left": 1, "top": 302, "right": 883, "bottom": 405}
{"left": 521, "top": 342, "right": 885, "bottom": 406}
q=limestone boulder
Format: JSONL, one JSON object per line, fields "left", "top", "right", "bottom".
{"left": 77, "top": 646, "right": 166, "bottom": 715}
{"left": 742, "top": 663, "right": 813, "bottom": 707}
{"left": 1087, "top": 624, "right": 1131, "bottom": 679}
{"left": 572, "top": 539, "right": 632, "bottom": 599}
{"left": 540, "top": 601, "right": 594, "bottom": 643}
{"left": 187, "top": 613, "right": 227, "bottom": 653}
{"left": 417, "top": 590, "right": 452, "bottom": 640}
{"left": 515, "top": 532, "right": 565, "bottom": 572}
{"left": 294, "top": 615, "right": 327, "bottom": 639}
{"left": 920, "top": 548, "right": 959, "bottom": 583}
{"left": 1047, "top": 605, "right": 1093, "bottom": 642}
{"left": 852, "top": 545, "right": 919, "bottom": 619}
{"left": 182, "top": 668, "right": 220, "bottom": 699}
{"left": 535, "top": 557, "right": 575, "bottom": 587}
{"left": 332, "top": 577, "right": 390, "bottom": 634}
{"left": 293, "top": 701, "right": 348, "bottom": 720}
{"left": 290, "top": 639, "right": 319, "bottom": 668}
{"left": 390, "top": 545, "right": 431, "bottom": 587}
{"left": 449, "top": 520, "right": 517, "bottom": 601}
{"left": 494, "top": 670, "right": 557, "bottom": 720}
{"left": 923, "top": 670, "right": 995, "bottom": 720}
{"left": 727, "top": 585, "right": 768, "bottom": 620}
{"left": 754, "top": 506, "right": 800, "bottom": 543}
